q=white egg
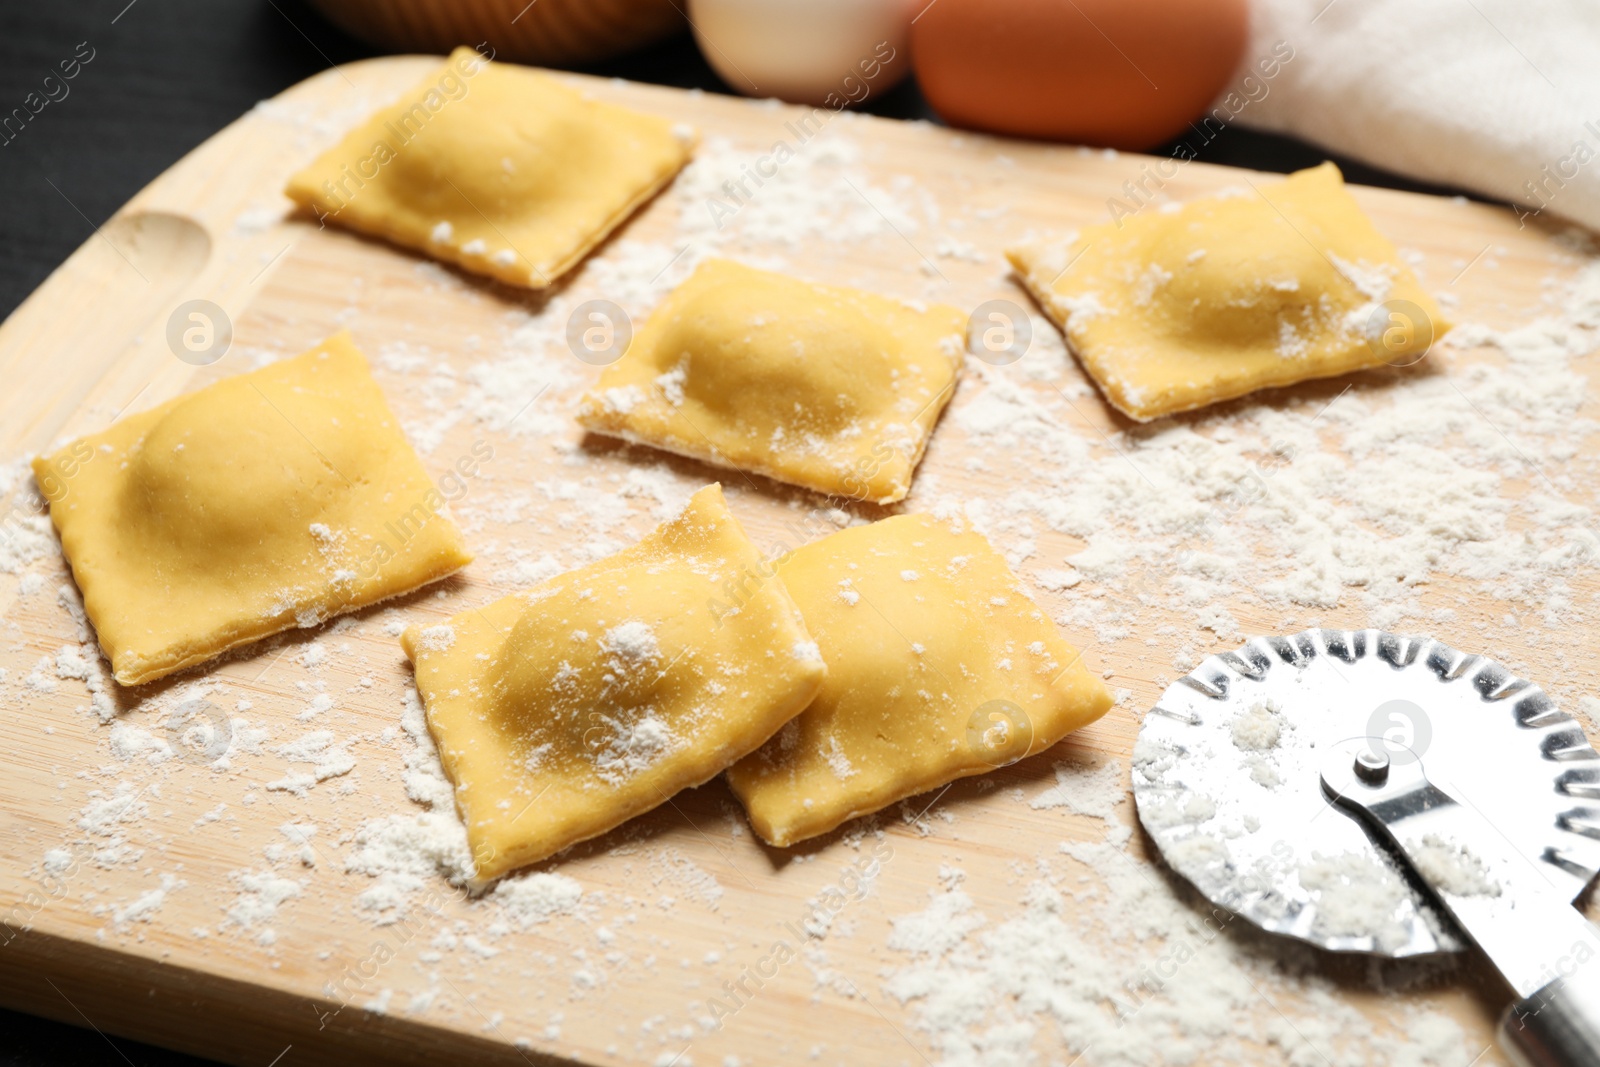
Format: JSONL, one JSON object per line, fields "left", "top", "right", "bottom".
{"left": 687, "top": 0, "right": 916, "bottom": 107}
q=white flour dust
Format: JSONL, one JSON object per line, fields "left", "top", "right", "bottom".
{"left": 3, "top": 113, "right": 1597, "bottom": 1065}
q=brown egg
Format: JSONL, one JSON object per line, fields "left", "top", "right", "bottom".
{"left": 912, "top": 0, "right": 1250, "bottom": 150}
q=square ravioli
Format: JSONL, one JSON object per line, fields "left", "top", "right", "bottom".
{"left": 285, "top": 48, "right": 694, "bottom": 289}
{"left": 576, "top": 259, "right": 966, "bottom": 504}
{"left": 1007, "top": 163, "right": 1450, "bottom": 421}
{"left": 401, "top": 484, "right": 825, "bottom": 879}
{"left": 727, "top": 512, "right": 1112, "bottom": 847}
{"left": 35, "top": 332, "right": 472, "bottom": 686}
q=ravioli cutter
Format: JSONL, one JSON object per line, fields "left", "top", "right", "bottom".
{"left": 1132, "top": 629, "right": 1600, "bottom": 1067}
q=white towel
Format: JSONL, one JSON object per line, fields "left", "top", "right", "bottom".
{"left": 1229, "top": 0, "right": 1600, "bottom": 232}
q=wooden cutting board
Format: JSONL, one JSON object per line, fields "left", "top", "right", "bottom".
{"left": 1, "top": 56, "right": 1594, "bottom": 1067}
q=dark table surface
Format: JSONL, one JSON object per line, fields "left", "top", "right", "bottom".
{"left": 0, "top": 2, "right": 1482, "bottom": 1064}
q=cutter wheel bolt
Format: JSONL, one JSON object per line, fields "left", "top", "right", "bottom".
{"left": 1353, "top": 747, "right": 1390, "bottom": 785}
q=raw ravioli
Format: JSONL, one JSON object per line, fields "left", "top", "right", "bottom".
{"left": 401, "top": 484, "right": 825, "bottom": 878}
{"left": 286, "top": 47, "right": 694, "bottom": 288}
{"left": 34, "top": 332, "right": 472, "bottom": 686}
{"left": 577, "top": 259, "right": 966, "bottom": 504}
{"left": 1008, "top": 163, "right": 1449, "bottom": 421}
{"left": 727, "top": 512, "right": 1112, "bottom": 846}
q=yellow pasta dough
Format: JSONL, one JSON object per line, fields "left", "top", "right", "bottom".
{"left": 577, "top": 259, "right": 966, "bottom": 504}
{"left": 727, "top": 512, "right": 1112, "bottom": 847}
{"left": 34, "top": 332, "right": 472, "bottom": 686}
{"left": 1007, "top": 162, "right": 1449, "bottom": 422}
{"left": 401, "top": 484, "right": 825, "bottom": 879}
{"left": 285, "top": 48, "right": 694, "bottom": 288}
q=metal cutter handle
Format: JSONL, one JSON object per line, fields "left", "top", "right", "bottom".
{"left": 1500, "top": 968, "right": 1600, "bottom": 1067}
{"left": 1321, "top": 741, "right": 1600, "bottom": 1067}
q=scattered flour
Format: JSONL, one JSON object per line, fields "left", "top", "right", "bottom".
{"left": 882, "top": 837, "right": 1470, "bottom": 1067}
{"left": 4, "top": 116, "right": 1598, "bottom": 1067}
{"left": 822, "top": 737, "right": 857, "bottom": 781}
{"left": 1028, "top": 758, "right": 1126, "bottom": 819}
{"left": 649, "top": 848, "right": 724, "bottom": 912}
{"left": 76, "top": 782, "right": 148, "bottom": 868}
{"left": 224, "top": 869, "right": 305, "bottom": 945}
{"left": 1296, "top": 851, "right": 1413, "bottom": 953}
{"left": 415, "top": 624, "right": 456, "bottom": 652}
{"left": 346, "top": 810, "right": 475, "bottom": 917}
{"left": 108, "top": 722, "right": 173, "bottom": 765}
{"left": 113, "top": 873, "right": 183, "bottom": 926}
{"left": 1229, "top": 701, "right": 1282, "bottom": 751}
{"left": 266, "top": 731, "right": 356, "bottom": 796}
{"left": 1408, "top": 835, "right": 1501, "bottom": 898}
{"left": 592, "top": 712, "right": 678, "bottom": 785}
{"left": 345, "top": 687, "right": 476, "bottom": 914}
{"left": 493, "top": 873, "right": 584, "bottom": 930}
{"left": 958, "top": 261, "right": 1600, "bottom": 646}
{"left": 602, "top": 620, "right": 661, "bottom": 667}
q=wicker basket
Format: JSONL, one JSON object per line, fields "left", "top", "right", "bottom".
{"left": 306, "top": 0, "right": 687, "bottom": 66}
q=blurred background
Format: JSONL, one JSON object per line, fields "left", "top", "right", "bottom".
{"left": 0, "top": 0, "right": 1479, "bottom": 324}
